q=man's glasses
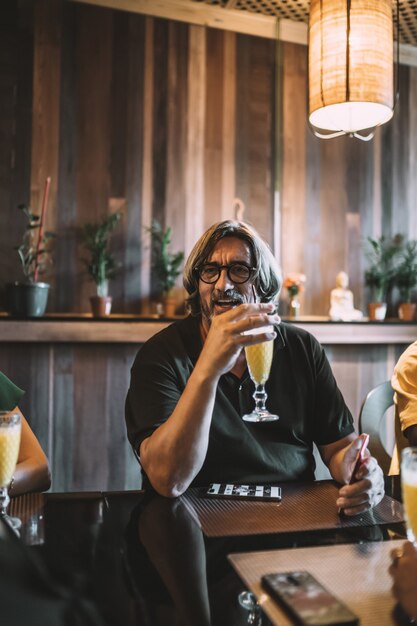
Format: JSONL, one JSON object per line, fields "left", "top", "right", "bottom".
{"left": 195, "top": 263, "right": 256, "bottom": 284}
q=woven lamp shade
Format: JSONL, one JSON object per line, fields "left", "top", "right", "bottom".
{"left": 309, "top": 0, "right": 394, "bottom": 134}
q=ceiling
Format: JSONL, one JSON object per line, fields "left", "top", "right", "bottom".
{"left": 190, "top": 0, "right": 417, "bottom": 46}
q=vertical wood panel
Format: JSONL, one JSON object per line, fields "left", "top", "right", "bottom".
{"left": 185, "top": 25, "right": 206, "bottom": 255}
{"left": 55, "top": 0, "right": 77, "bottom": 312}
{"left": 319, "top": 139, "right": 348, "bottom": 313}
{"left": 235, "top": 34, "right": 275, "bottom": 243}
{"left": 0, "top": 2, "right": 34, "bottom": 301}
{"left": 344, "top": 140, "right": 373, "bottom": 314}
{"left": 140, "top": 16, "right": 154, "bottom": 314}
{"left": 304, "top": 123, "right": 322, "bottom": 315}
{"left": 151, "top": 18, "right": 168, "bottom": 232}
{"left": 73, "top": 346, "right": 108, "bottom": 490}
{"left": 107, "top": 12, "right": 129, "bottom": 311}
{"left": 30, "top": 0, "right": 61, "bottom": 248}
{"left": 110, "top": 12, "right": 128, "bottom": 200}
{"left": 235, "top": 36, "right": 250, "bottom": 222}
{"left": 408, "top": 67, "right": 417, "bottom": 238}
{"left": 391, "top": 66, "right": 410, "bottom": 237}
{"left": 53, "top": 346, "right": 75, "bottom": 491}
{"left": 106, "top": 345, "right": 139, "bottom": 490}
{"left": 123, "top": 13, "right": 146, "bottom": 314}
{"left": 221, "top": 31, "right": 237, "bottom": 220}
{"left": 75, "top": 6, "right": 112, "bottom": 311}
{"left": 281, "top": 42, "right": 307, "bottom": 314}
{"left": 346, "top": 213, "right": 363, "bottom": 314}
{"left": 165, "top": 20, "right": 188, "bottom": 307}
{"left": 204, "top": 28, "right": 225, "bottom": 226}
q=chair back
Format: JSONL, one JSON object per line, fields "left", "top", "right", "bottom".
{"left": 358, "top": 380, "right": 394, "bottom": 474}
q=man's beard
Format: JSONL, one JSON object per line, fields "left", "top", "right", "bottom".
{"left": 200, "top": 288, "right": 247, "bottom": 326}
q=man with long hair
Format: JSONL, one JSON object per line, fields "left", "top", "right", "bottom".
{"left": 126, "top": 220, "right": 384, "bottom": 514}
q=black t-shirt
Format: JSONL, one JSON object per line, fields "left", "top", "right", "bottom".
{"left": 125, "top": 316, "right": 354, "bottom": 486}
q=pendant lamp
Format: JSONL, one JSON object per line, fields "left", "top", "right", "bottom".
{"left": 308, "top": 0, "right": 396, "bottom": 141}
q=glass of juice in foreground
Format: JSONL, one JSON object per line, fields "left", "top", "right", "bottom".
{"left": 401, "top": 447, "right": 417, "bottom": 544}
{"left": 0, "top": 411, "right": 21, "bottom": 531}
{"left": 242, "top": 326, "right": 279, "bottom": 423}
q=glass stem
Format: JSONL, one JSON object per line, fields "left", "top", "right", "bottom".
{"left": 253, "top": 383, "right": 267, "bottom": 413}
{"left": 0, "top": 486, "right": 9, "bottom": 518}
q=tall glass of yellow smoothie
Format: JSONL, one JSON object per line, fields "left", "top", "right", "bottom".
{"left": 401, "top": 447, "right": 417, "bottom": 544}
{"left": 242, "top": 326, "right": 279, "bottom": 423}
{"left": 0, "top": 411, "right": 21, "bottom": 531}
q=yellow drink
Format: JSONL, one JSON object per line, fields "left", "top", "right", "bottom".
{"left": 0, "top": 425, "right": 21, "bottom": 487}
{"left": 402, "top": 473, "right": 417, "bottom": 542}
{"left": 245, "top": 340, "right": 273, "bottom": 384}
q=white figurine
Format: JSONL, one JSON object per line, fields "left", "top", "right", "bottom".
{"left": 329, "top": 271, "right": 363, "bottom": 321}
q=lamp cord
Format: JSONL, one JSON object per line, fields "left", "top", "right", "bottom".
{"left": 346, "top": 0, "right": 351, "bottom": 104}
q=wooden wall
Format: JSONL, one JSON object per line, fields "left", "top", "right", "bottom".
{"left": 2, "top": 1, "right": 417, "bottom": 316}
{"left": 280, "top": 43, "right": 417, "bottom": 317}
{"left": 0, "top": 0, "right": 276, "bottom": 315}
{"left": 1, "top": 0, "right": 417, "bottom": 491}
{"left": 0, "top": 342, "right": 140, "bottom": 491}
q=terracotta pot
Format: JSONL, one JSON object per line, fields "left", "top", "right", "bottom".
{"left": 368, "top": 302, "right": 387, "bottom": 321}
{"left": 398, "top": 302, "right": 417, "bottom": 321}
{"left": 90, "top": 296, "right": 112, "bottom": 317}
{"left": 163, "top": 297, "right": 177, "bottom": 318}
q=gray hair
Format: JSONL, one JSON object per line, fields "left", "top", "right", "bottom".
{"left": 183, "top": 220, "right": 282, "bottom": 316}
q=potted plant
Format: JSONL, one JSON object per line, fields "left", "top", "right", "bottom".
{"left": 394, "top": 239, "right": 417, "bottom": 321}
{"left": 80, "top": 211, "right": 122, "bottom": 317}
{"left": 149, "top": 221, "right": 184, "bottom": 317}
{"left": 364, "top": 235, "right": 400, "bottom": 321}
{"left": 8, "top": 178, "right": 55, "bottom": 318}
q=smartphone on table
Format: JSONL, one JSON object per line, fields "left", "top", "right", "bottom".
{"left": 261, "top": 570, "right": 359, "bottom": 626}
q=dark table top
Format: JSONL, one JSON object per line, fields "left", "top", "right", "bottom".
{"left": 2, "top": 477, "right": 406, "bottom": 626}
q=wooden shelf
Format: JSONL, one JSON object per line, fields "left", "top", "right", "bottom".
{"left": 0, "top": 316, "right": 415, "bottom": 344}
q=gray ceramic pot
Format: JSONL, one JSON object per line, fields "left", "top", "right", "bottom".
{"left": 7, "top": 282, "right": 50, "bottom": 318}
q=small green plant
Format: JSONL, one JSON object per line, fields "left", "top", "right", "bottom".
{"left": 15, "top": 204, "right": 55, "bottom": 283}
{"left": 364, "top": 235, "right": 402, "bottom": 302}
{"left": 148, "top": 221, "right": 184, "bottom": 296}
{"left": 395, "top": 239, "right": 417, "bottom": 303}
{"left": 80, "top": 211, "right": 122, "bottom": 297}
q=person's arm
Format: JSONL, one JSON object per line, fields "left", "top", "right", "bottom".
{"left": 392, "top": 346, "right": 417, "bottom": 448}
{"left": 404, "top": 425, "right": 417, "bottom": 446}
{"left": 319, "top": 433, "right": 384, "bottom": 516}
{"left": 389, "top": 541, "right": 417, "bottom": 622}
{"left": 11, "top": 408, "right": 51, "bottom": 495}
{"left": 140, "top": 303, "right": 278, "bottom": 497}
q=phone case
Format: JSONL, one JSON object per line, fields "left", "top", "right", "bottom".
{"left": 261, "top": 571, "right": 359, "bottom": 626}
{"left": 349, "top": 434, "right": 369, "bottom": 484}
{"left": 205, "top": 483, "right": 282, "bottom": 501}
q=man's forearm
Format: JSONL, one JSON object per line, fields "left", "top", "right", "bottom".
{"left": 327, "top": 445, "right": 351, "bottom": 484}
{"left": 140, "top": 366, "right": 220, "bottom": 497}
{"left": 320, "top": 434, "right": 356, "bottom": 485}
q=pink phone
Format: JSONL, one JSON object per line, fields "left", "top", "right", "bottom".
{"left": 349, "top": 434, "right": 369, "bottom": 484}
